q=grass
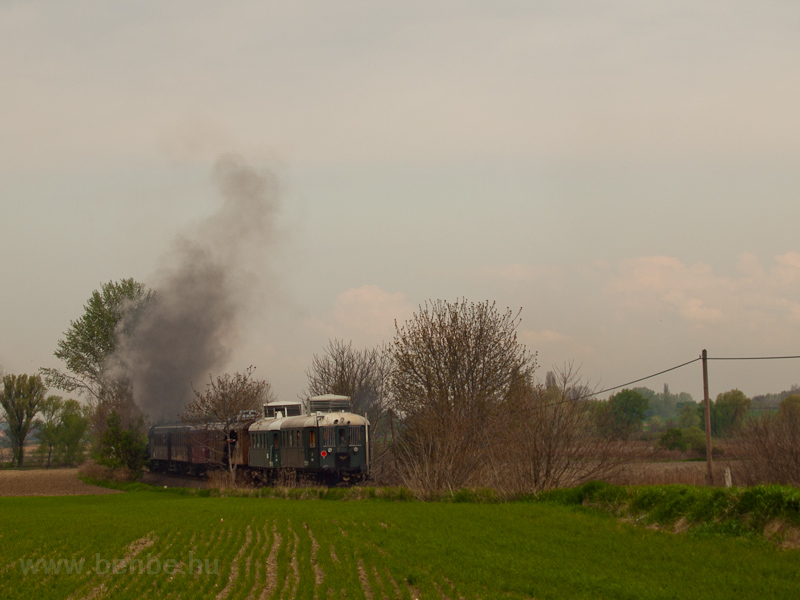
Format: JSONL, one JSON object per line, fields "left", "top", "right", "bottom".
{"left": 2, "top": 487, "right": 800, "bottom": 599}
{"left": 542, "top": 481, "right": 800, "bottom": 543}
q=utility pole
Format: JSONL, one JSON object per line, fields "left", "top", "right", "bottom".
{"left": 702, "top": 349, "right": 714, "bottom": 486}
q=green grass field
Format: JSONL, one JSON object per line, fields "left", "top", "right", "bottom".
{"left": 1, "top": 490, "right": 799, "bottom": 599}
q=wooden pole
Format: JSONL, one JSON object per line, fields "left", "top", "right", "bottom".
{"left": 702, "top": 349, "right": 714, "bottom": 486}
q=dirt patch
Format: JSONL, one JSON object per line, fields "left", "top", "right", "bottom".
{"left": 260, "top": 522, "right": 281, "bottom": 600}
{"left": 0, "top": 468, "right": 122, "bottom": 497}
{"left": 764, "top": 520, "right": 800, "bottom": 550}
{"left": 141, "top": 471, "right": 208, "bottom": 489}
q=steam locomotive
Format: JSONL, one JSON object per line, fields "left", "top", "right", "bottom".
{"left": 148, "top": 395, "right": 369, "bottom": 485}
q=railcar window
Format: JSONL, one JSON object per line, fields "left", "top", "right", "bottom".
{"left": 349, "top": 427, "right": 362, "bottom": 446}
{"left": 309, "top": 430, "right": 316, "bottom": 448}
{"left": 338, "top": 428, "right": 347, "bottom": 446}
{"left": 296, "top": 431, "right": 301, "bottom": 447}
{"left": 322, "top": 427, "right": 335, "bottom": 448}
{"left": 273, "top": 434, "right": 279, "bottom": 449}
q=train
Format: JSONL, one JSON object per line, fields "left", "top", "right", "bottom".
{"left": 148, "top": 394, "right": 369, "bottom": 485}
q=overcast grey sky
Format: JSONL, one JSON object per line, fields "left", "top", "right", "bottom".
{"left": 2, "top": 1, "right": 799, "bottom": 406}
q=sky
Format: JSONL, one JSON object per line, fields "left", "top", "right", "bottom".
{"left": 2, "top": 0, "right": 800, "bottom": 410}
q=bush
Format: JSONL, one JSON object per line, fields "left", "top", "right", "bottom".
{"left": 93, "top": 411, "right": 148, "bottom": 479}
{"left": 679, "top": 427, "right": 724, "bottom": 458}
{"left": 682, "top": 427, "right": 707, "bottom": 454}
{"left": 78, "top": 460, "right": 140, "bottom": 483}
{"left": 658, "top": 428, "right": 688, "bottom": 451}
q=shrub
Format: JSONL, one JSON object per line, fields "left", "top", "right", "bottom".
{"left": 658, "top": 428, "right": 688, "bottom": 451}
{"left": 682, "top": 427, "right": 706, "bottom": 454}
{"left": 93, "top": 411, "right": 148, "bottom": 479}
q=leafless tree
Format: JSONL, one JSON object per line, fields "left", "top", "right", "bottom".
{"left": 304, "top": 339, "right": 393, "bottom": 463}
{"left": 388, "top": 299, "right": 537, "bottom": 495}
{"left": 182, "top": 366, "right": 274, "bottom": 484}
{"left": 733, "top": 394, "right": 800, "bottom": 486}
{"left": 484, "top": 364, "right": 630, "bottom": 496}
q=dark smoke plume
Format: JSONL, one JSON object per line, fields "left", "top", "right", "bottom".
{"left": 113, "top": 155, "right": 280, "bottom": 423}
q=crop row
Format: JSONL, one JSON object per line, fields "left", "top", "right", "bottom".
{"left": 2, "top": 491, "right": 800, "bottom": 599}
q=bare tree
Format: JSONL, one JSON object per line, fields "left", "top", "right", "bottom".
{"left": 303, "top": 339, "right": 392, "bottom": 461}
{"left": 484, "top": 364, "right": 630, "bottom": 495}
{"left": 733, "top": 394, "right": 800, "bottom": 485}
{"left": 388, "top": 299, "right": 537, "bottom": 495}
{"left": 182, "top": 366, "right": 273, "bottom": 484}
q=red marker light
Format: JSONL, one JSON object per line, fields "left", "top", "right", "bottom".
{"left": 321, "top": 450, "right": 327, "bottom": 458}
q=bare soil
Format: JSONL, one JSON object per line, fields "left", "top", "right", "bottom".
{"left": 141, "top": 470, "right": 208, "bottom": 489}
{"left": 0, "top": 468, "right": 123, "bottom": 497}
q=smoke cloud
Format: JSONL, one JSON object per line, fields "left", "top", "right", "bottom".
{"left": 114, "top": 154, "right": 280, "bottom": 423}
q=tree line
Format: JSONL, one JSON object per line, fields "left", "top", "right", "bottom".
{"left": 0, "top": 374, "right": 89, "bottom": 468}
{"left": 4, "top": 277, "right": 799, "bottom": 493}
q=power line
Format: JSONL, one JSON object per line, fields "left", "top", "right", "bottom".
{"left": 707, "top": 355, "right": 800, "bottom": 361}
{"left": 586, "top": 357, "right": 701, "bottom": 399}
{"left": 582, "top": 353, "right": 800, "bottom": 399}
{"left": 546, "top": 352, "right": 800, "bottom": 406}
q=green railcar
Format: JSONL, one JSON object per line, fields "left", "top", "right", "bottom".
{"left": 148, "top": 395, "right": 369, "bottom": 485}
{"left": 248, "top": 396, "right": 369, "bottom": 484}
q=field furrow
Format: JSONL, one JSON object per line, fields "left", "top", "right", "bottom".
{"left": 2, "top": 492, "right": 800, "bottom": 600}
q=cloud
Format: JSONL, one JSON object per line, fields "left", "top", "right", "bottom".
{"left": 773, "top": 251, "right": 800, "bottom": 284}
{"left": 609, "top": 256, "right": 729, "bottom": 323}
{"left": 472, "top": 254, "right": 800, "bottom": 331}
{"left": 608, "top": 254, "right": 800, "bottom": 325}
{"left": 308, "top": 285, "right": 414, "bottom": 344}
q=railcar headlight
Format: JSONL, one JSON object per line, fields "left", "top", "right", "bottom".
{"left": 353, "top": 447, "right": 358, "bottom": 453}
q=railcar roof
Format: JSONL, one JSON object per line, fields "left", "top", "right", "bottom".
{"left": 150, "top": 424, "right": 193, "bottom": 433}
{"left": 150, "top": 421, "right": 254, "bottom": 433}
{"left": 307, "top": 394, "right": 350, "bottom": 401}
{"left": 249, "top": 412, "right": 367, "bottom": 431}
